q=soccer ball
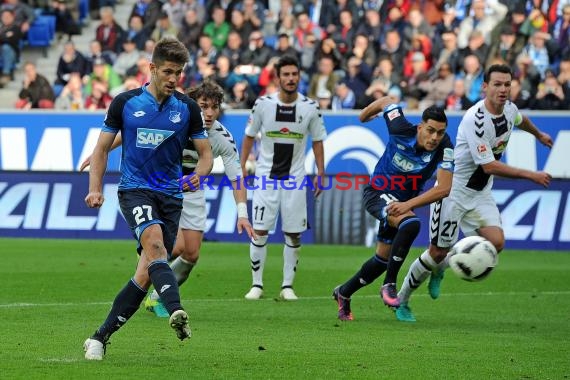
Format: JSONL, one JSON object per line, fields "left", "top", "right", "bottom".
{"left": 448, "top": 236, "right": 498, "bottom": 281}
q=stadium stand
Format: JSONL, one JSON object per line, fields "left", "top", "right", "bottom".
{"left": 0, "top": 0, "right": 569, "bottom": 110}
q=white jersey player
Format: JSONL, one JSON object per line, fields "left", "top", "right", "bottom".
{"left": 396, "top": 64, "right": 553, "bottom": 322}
{"left": 240, "top": 55, "right": 327, "bottom": 301}
{"left": 178, "top": 119, "right": 242, "bottom": 231}
{"left": 143, "top": 82, "right": 254, "bottom": 317}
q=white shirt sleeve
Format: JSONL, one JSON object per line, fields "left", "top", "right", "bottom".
{"left": 308, "top": 105, "right": 327, "bottom": 141}
{"left": 244, "top": 98, "right": 264, "bottom": 137}
{"left": 219, "top": 139, "right": 241, "bottom": 181}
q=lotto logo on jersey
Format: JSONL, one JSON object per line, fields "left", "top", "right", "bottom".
{"left": 392, "top": 152, "right": 420, "bottom": 172}
{"left": 136, "top": 128, "right": 175, "bottom": 149}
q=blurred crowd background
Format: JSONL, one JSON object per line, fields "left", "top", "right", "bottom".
{"left": 1, "top": 0, "right": 570, "bottom": 111}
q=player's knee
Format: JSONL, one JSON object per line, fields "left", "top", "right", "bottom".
{"left": 147, "top": 239, "right": 166, "bottom": 257}
{"left": 181, "top": 248, "right": 200, "bottom": 263}
{"left": 398, "top": 216, "right": 421, "bottom": 235}
{"left": 252, "top": 234, "right": 269, "bottom": 247}
{"left": 172, "top": 244, "right": 184, "bottom": 258}
{"left": 488, "top": 237, "right": 504, "bottom": 253}
{"left": 284, "top": 233, "right": 301, "bottom": 248}
{"left": 479, "top": 228, "right": 505, "bottom": 253}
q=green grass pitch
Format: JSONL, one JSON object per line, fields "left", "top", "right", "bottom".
{"left": 0, "top": 238, "right": 569, "bottom": 379}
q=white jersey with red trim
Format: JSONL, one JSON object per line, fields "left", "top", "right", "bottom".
{"left": 244, "top": 92, "right": 327, "bottom": 179}
{"left": 452, "top": 99, "right": 523, "bottom": 194}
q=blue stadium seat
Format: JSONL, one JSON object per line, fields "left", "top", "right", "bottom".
{"left": 79, "top": 0, "right": 89, "bottom": 24}
{"left": 39, "top": 15, "right": 57, "bottom": 40}
{"left": 27, "top": 16, "right": 55, "bottom": 57}
{"left": 264, "top": 35, "right": 277, "bottom": 49}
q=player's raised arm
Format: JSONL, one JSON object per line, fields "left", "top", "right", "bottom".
{"left": 359, "top": 96, "right": 399, "bottom": 123}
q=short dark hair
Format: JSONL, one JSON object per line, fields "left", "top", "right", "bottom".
{"left": 151, "top": 36, "right": 189, "bottom": 66}
{"left": 484, "top": 64, "right": 512, "bottom": 83}
{"left": 274, "top": 55, "right": 300, "bottom": 76}
{"left": 187, "top": 80, "right": 224, "bottom": 106}
{"left": 422, "top": 105, "right": 447, "bottom": 125}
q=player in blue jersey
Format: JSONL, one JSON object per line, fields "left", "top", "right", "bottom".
{"left": 83, "top": 37, "right": 213, "bottom": 360}
{"left": 143, "top": 81, "right": 256, "bottom": 316}
{"left": 332, "top": 96, "right": 454, "bottom": 321}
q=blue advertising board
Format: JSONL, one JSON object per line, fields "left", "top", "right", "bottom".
{"left": 0, "top": 172, "right": 568, "bottom": 250}
{"left": 0, "top": 111, "right": 568, "bottom": 177}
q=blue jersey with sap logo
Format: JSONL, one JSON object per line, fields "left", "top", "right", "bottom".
{"left": 102, "top": 85, "right": 207, "bottom": 198}
{"left": 369, "top": 104, "right": 454, "bottom": 201}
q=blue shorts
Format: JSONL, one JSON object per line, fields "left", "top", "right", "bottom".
{"left": 362, "top": 185, "right": 399, "bottom": 244}
{"left": 118, "top": 189, "right": 182, "bottom": 255}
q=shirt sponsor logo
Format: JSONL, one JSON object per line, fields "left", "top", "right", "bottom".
{"left": 266, "top": 128, "right": 304, "bottom": 139}
{"left": 493, "top": 139, "right": 509, "bottom": 154}
{"left": 136, "top": 128, "right": 175, "bottom": 148}
{"left": 392, "top": 152, "right": 420, "bottom": 172}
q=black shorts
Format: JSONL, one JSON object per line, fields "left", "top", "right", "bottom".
{"left": 118, "top": 189, "right": 183, "bottom": 255}
{"left": 362, "top": 185, "right": 399, "bottom": 244}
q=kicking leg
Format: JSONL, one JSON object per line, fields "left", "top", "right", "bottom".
{"left": 381, "top": 216, "right": 421, "bottom": 308}
{"left": 333, "top": 242, "right": 390, "bottom": 320}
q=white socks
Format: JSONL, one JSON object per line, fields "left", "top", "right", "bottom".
{"left": 398, "top": 249, "right": 437, "bottom": 304}
{"left": 171, "top": 256, "right": 195, "bottom": 286}
{"left": 282, "top": 244, "right": 299, "bottom": 288}
{"left": 250, "top": 235, "right": 268, "bottom": 287}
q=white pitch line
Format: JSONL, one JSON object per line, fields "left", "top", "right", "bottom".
{"left": 1, "top": 290, "right": 569, "bottom": 309}
{"left": 38, "top": 358, "right": 79, "bottom": 363}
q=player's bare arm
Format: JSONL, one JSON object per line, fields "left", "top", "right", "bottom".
{"left": 481, "top": 160, "right": 551, "bottom": 187}
{"left": 80, "top": 132, "right": 123, "bottom": 171}
{"left": 517, "top": 115, "right": 553, "bottom": 148}
{"left": 182, "top": 138, "right": 213, "bottom": 192}
{"left": 359, "top": 96, "right": 399, "bottom": 123}
{"left": 240, "top": 135, "right": 256, "bottom": 177}
{"left": 387, "top": 168, "right": 452, "bottom": 217}
{"left": 231, "top": 177, "right": 256, "bottom": 239}
{"left": 312, "top": 140, "right": 325, "bottom": 197}
{"left": 85, "top": 131, "right": 117, "bottom": 208}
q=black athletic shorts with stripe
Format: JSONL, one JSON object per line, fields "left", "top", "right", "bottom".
{"left": 119, "top": 189, "right": 182, "bottom": 256}
{"left": 363, "top": 185, "right": 400, "bottom": 244}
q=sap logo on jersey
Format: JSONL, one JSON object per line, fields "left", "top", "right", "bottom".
{"left": 392, "top": 152, "right": 420, "bottom": 172}
{"left": 136, "top": 128, "right": 174, "bottom": 149}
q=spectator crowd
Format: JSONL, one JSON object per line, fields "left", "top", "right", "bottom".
{"left": 2, "top": 0, "right": 570, "bottom": 111}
